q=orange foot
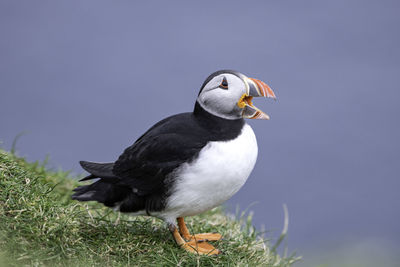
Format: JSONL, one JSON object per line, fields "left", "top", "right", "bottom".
{"left": 183, "top": 239, "right": 221, "bottom": 255}
{"left": 186, "top": 233, "right": 222, "bottom": 242}
{"left": 168, "top": 217, "right": 222, "bottom": 255}
{"left": 177, "top": 217, "right": 223, "bottom": 242}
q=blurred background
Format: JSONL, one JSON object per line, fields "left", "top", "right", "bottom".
{"left": 1, "top": 1, "right": 399, "bottom": 266}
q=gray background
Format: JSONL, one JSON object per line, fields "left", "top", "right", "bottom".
{"left": 1, "top": 1, "right": 399, "bottom": 266}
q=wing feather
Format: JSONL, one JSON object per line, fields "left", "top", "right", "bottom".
{"left": 112, "top": 113, "right": 208, "bottom": 195}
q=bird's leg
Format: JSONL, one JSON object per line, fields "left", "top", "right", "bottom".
{"left": 177, "top": 217, "right": 222, "bottom": 242}
{"left": 177, "top": 217, "right": 191, "bottom": 239}
{"left": 169, "top": 223, "right": 221, "bottom": 255}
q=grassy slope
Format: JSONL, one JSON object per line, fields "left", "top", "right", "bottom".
{"left": 0, "top": 150, "right": 299, "bottom": 266}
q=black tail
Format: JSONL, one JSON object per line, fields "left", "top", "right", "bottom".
{"left": 79, "top": 161, "right": 117, "bottom": 181}
{"left": 72, "top": 161, "right": 120, "bottom": 203}
{"left": 71, "top": 180, "right": 131, "bottom": 207}
{"left": 72, "top": 161, "right": 146, "bottom": 213}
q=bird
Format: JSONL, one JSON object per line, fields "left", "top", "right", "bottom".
{"left": 72, "top": 70, "right": 276, "bottom": 255}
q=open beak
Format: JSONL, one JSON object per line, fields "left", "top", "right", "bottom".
{"left": 237, "top": 77, "right": 276, "bottom": 120}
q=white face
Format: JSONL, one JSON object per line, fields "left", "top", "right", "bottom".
{"left": 197, "top": 73, "right": 247, "bottom": 120}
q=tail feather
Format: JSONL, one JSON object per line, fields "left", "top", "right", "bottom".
{"left": 72, "top": 181, "right": 128, "bottom": 205}
{"left": 71, "top": 180, "right": 145, "bottom": 212}
{"left": 79, "top": 174, "right": 96, "bottom": 182}
{"left": 73, "top": 160, "right": 146, "bottom": 213}
{"left": 79, "top": 161, "right": 119, "bottom": 181}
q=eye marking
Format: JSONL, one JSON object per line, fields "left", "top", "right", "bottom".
{"left": 219, "top": 77, "right": 228, "bottom": 89}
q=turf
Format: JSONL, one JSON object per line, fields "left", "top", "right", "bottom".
{"left": 0, "top": 149, "right": 299, "bottom": 266}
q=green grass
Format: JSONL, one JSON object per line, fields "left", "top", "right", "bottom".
{"left": 0, "top": 149, "right": 299, "bottom": 266}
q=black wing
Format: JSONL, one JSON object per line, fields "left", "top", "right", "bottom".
{"left": 112, "top": 112, "right": 209, "bottom": 195}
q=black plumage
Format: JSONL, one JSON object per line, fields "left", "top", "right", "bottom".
{"left": 72, "top": 103, "right": 244, "bottom": 214}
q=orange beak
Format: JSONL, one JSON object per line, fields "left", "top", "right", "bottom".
{"left": 248, "top": 78, "right": 276, "bottom": 99}
{"left": 237, "top": 77, "right": 276, "bottom": 120}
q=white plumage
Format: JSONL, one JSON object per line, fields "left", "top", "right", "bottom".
{"left": 160, "top": 124, "right": 258, "bottom": 224}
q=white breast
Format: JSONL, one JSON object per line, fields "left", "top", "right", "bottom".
{"left": 160, "top": 124, "right": 258, "bottom": 223}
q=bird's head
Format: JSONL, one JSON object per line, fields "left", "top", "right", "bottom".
{"left": 196, "top": 70, "right": 276, "bottom": 120}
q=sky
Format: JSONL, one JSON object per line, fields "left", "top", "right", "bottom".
{"left": 1, "top": 0, "right": 399, "bottom": 266}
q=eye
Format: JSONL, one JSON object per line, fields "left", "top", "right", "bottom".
{"left": 219, "top": 77, "right": 228, "bottom": 89}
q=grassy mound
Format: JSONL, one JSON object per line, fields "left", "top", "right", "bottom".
{"left": 0, "top": 150, "right": 298, "bottom": 266}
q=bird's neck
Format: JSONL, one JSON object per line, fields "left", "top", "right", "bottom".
{"left": 193, "top": 101, "right": 245, "bottom": 132}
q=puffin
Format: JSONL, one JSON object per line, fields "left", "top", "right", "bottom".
{"left": 72, "top": 70, "right": 276, "bottom": 255}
